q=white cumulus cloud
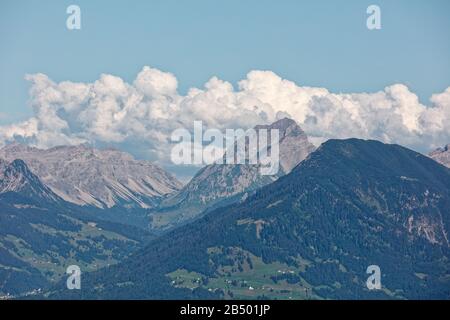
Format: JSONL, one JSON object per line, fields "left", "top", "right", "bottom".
{"left": 1, "top": 66, "right": 449, "bottom": 167}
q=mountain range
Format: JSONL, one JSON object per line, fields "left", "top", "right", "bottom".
{"left": 45, "top": 139, "right": 450, "bottom": 300}
{"left": 1, "top": 118, "right": 316, "bottom": 296}
{"left": 2, "top": 117, "right": 450, "bottom": 299}
{"left": 0, "top": 143, "right": 182, "bottom": 210}
{"left": 0, "top": 159, "right": 152, "bottom": 297}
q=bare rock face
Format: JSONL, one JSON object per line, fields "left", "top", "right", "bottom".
{"left": 154, "top": 118, "right": 316, "bottom": 229}
{"left": 255, "top": 117, "right": 316, "bottom": 174}
{"left": 0, "top": 144, "right": 182, "bottom": 209}
{"left": 0, "top": 158, "right": 61, "bottom": 203}
{"left": 430, "top": 144, "right": 450, "bottom": 168}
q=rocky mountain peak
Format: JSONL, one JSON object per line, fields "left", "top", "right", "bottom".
{"left": 154, "top": 118, "right": 316, "bottom": 229}
{"left": 429, "top": 143, "right": 450, "bottom": 168}
{"left": 245, "top": 117, "right": 315, "bottom": 174}
{"left": 255, "top": 117, "right": 297, "bottom": 132}
{"left": 0, "top": 158, "right": 61, "bottom": 203}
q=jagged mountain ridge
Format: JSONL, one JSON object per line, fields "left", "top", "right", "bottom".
{"left": 152, "top": 118, "right": 315, "bottom": 229}
{"left": 0, "top": 143, "right": 182, "bottom": 209}
{"left": 0, "top": 158, "right": 61, "bottom": 204}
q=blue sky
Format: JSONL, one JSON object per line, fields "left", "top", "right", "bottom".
{"left": 1, "top": 0, "right": 449, "bottom": 125}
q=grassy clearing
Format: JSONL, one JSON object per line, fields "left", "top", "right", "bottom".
{"left": 167, "top": 247, "right": 320, "bottom": 300}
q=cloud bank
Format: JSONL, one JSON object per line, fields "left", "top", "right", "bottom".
{"left": 1, "top": 66, "right": 449, "bottom": 166}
